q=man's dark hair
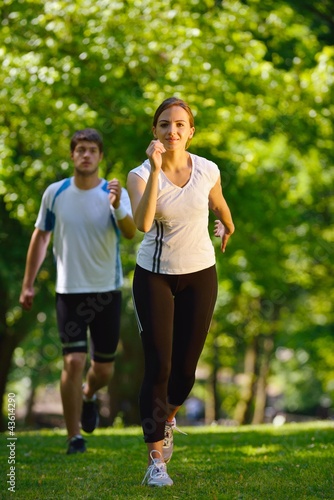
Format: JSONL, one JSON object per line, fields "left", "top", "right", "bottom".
{"left": 70, "top": 128, "right": 103, "bottom": 153}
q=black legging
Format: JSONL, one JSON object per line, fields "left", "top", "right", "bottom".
{"left": 132, "top": 264, "right": 218, "bottom": 443}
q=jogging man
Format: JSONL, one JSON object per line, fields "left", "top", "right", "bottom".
{"left": 20, "top": 128, "right": 136, "bottom": 454}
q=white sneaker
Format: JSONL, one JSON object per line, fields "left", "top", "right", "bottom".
{"left": 163, "top": 418, "right": 187, "bottom": 463}
{"left": 142, "top": 450, "right": 173, "bottom": 487}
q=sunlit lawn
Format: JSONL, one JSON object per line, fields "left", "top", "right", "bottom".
{"left": 0, "top": 421, "right": 333, "bottom": 499}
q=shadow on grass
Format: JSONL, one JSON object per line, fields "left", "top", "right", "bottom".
{"left": 0, "top": 422, "right": 333, "bottom": 499}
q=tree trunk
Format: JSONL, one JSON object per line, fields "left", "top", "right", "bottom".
{"left": 213, "top": 338, "right": 221, "bottom": 421}
{"left": 24, "top": 385, "right": 36, "bottom": 427}
{"left": 0, "top": 334, "right": 19, "bottom": 432}
{"left": 0, "top": 285, "right": 31, "bottom": 431}
{"left": 233, "top": 337, "right": 258, "bottom": 425}
{"left": 252, "top": 336, "right": 274, "bottom": 424}
{"left": 205, "top": 337, "right": 221, "bottom": 424}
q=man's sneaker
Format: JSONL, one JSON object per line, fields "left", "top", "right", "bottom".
{"left": 142, "top": 450, "right": 173, "bottom": 487}
{"left": 66, "top": 435, "right": 86, "bottom": 455}
{"left": 162, "top": 417, "right": 187, "bottom": 463}
{"left": 81, "top": 394, "right": 99, "bottom": 433}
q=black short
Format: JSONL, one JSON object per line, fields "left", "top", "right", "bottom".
{"left": 56, "top": 291, "right": 121, "bottom": 363}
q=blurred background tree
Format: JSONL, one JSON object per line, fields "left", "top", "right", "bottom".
{"left": 0, "top": 0, "right": 333, "bottom": 430}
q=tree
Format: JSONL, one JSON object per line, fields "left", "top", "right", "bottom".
{"left": 0, "top": 0, "right": 333, "bottom": 427}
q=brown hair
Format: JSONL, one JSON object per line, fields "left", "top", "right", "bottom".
{"left": 70, "top": 128, "right": 103, "bottom": 153}
{"left": 152, "top": 97, "right": 195, "bottom": 128}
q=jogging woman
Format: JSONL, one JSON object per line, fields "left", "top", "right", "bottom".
{"left": 127, "top": 97, "right": 235, "bottom": 486}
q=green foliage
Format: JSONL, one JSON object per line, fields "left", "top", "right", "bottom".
{"left": 0, "top": 0, "right": 333, "bottom": 423}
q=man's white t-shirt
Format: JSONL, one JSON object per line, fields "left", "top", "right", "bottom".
{"left": 130, "top": 153, "right": 220, "bottom": 274}
{"left": 35, "top": 177, "right": 131, "bottom": 293}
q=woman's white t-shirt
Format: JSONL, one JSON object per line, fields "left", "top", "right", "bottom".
{"left": 130, "top": 153, "right": 220, "bottom": 275}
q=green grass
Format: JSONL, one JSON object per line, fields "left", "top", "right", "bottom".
{"left": 0, "top": 421, "right": 333, "bottom": 499}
